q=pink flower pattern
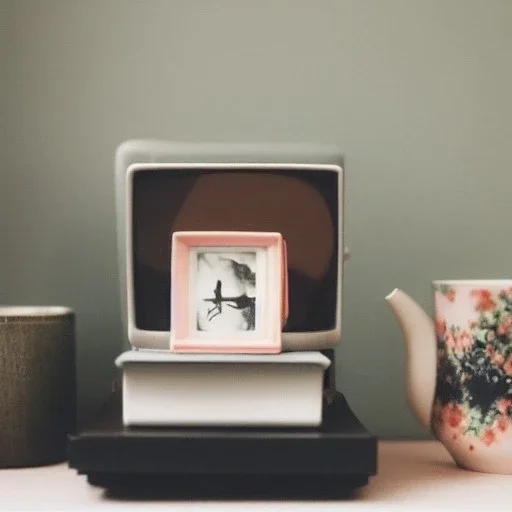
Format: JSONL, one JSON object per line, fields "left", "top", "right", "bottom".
{"left": 434, "top": 287, "right": 512, "bottom": 448}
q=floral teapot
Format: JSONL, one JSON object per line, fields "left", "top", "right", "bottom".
{"left": 386, "top": 280, "right": 512, "bottom": 474}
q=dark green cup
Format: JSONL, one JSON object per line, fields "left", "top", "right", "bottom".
{"left": 0, "top": 307, "right": 76, "bottom": 467}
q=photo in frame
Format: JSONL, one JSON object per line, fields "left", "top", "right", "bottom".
{"left": 170, "top": 231, "right": 287, "bottom": 353}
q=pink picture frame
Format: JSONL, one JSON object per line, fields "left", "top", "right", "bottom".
{"left": 170, "top": 231, "right": 288, "bottom": 353}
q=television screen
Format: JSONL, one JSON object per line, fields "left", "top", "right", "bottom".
{"left": 131, "top": 168, "right": 338, "bottom": 334}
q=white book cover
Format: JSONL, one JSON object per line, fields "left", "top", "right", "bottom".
{"left": 116, "top": 351, "right": 331, "bottom": 428}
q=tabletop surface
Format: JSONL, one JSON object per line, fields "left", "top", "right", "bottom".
{"left": 0, "top": 441, "right": 510, "bottom": 511}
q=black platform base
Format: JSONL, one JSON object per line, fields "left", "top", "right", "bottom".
{"left": 68, "top": 392, "right": 377, "bottom": 498}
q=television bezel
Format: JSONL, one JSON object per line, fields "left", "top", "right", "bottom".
{"left": 115, "top": 140, "right": 345, "bottom": 352}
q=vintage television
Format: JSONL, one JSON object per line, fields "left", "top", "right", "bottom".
{"left": 67, "top": 140, "right": 377, "bottom": 495}
{"left": 115, "top": 139, "right": 346, "bottom": 352}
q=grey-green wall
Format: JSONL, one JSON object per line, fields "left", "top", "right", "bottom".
{"left": 2, "top": 0, "right": 512, "bottom": 438}
{"left": 1, "top": 1, "right": 10, "bottom": 279}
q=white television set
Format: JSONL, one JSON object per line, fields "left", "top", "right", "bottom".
{"left": 115, "top": 140, "right": 346, "bottom": 352}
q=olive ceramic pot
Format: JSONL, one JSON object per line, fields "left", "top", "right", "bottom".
{"left": 0, "top": 307, "right": 76, "bottom": 468}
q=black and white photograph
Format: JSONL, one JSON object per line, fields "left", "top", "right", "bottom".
{"left": 170, "top": 231, "right": 284, "bottom": 353}
{"left": 195, "top": 251, "right": 258, "bottom": 334}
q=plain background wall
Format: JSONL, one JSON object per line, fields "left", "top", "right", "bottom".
{"left": 2, "top": 0, "right": 512, "bottom": 438}
{"left": 1, "top": 1, "right": 9, "bottom": 279}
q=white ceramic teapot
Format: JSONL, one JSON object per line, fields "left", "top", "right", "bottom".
{"left": 386, "top": 281, "right": 512, "bottom": 474}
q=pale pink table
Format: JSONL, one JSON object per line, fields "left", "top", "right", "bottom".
{"left": 0, "top": 441, "right": 509, "bottom": 511}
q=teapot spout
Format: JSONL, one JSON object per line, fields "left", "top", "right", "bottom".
{"left": 385, "top": 288, "right": 437, "bottom": 431}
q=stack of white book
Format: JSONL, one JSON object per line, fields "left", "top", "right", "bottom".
{"left": 116, "top": 350, "right": 330, "bottom": 427}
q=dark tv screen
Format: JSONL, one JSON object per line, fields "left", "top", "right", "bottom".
{"left": 132, "top": 169, "right": 339, "bottom": 332}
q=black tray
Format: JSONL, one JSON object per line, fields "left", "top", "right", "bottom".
{"left": 68, "top": 391, "right": 377, "bottom": 498}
